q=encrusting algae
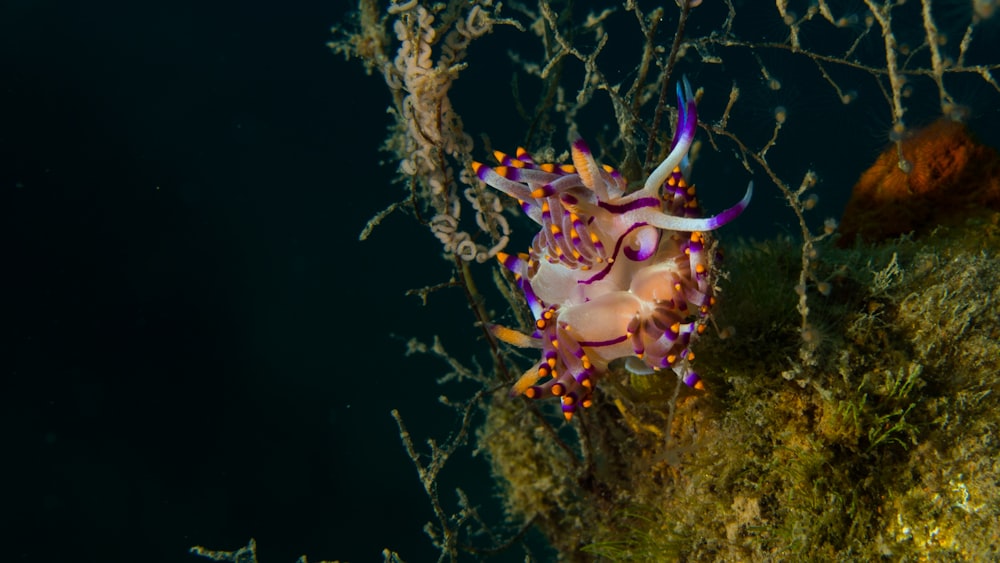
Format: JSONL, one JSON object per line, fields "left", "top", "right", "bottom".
{"left": 479, "top": 218, "right": 1000, "bottom": 560}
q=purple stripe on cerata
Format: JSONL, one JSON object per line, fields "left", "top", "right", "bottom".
{"left": 598, "top": 197, "right": 660, "bottom": 214}
{"left": 704, "top": 184, "right": 752, "bottom": 229}
{"left": 521, "top": 279, "right": 543, "bottom": 318}
{"left": 534, "top": 184, "right": 555, "bottom": 197}
{"left": 578, "top": 334, "right": 628, "bottom": 347}
{"left": 684, "top": 286, "right": 710, "bottom": 307}
{"left": 671, "top": 84, "right": 686, "bottom": 151}
{"left": 682, "top": 98, "right": 696, "bottom": 138}
{"left": 580, "top": 222, "right": 648, "bottom": 285}
{"left": 572, "top": 138, "right": 591, "bottom": 154}
{"left": 683, "top": 371, "right": 700, "bottom": 387}
{"left": 560, "top": 394, "right": 579, "bottom": 412}
{"left": 705, "top": 202, "right": 746, "bottom": 229}
{"left": 624, "top": 229, "right": 660, "bottom": 261}
{"left": 499, "top": 252, "right": 521, "bottom": 273}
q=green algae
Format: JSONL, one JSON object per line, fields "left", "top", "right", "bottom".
{"left": 478, "top": 214, "right": 1000, "bottom": 560}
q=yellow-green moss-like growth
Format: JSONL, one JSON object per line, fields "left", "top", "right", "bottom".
{"left": 478, "top": 214, "right": 1000, "bottom": 560}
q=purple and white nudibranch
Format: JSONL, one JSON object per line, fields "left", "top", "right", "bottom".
{"left": 473, "top": 78, "right": 752, "bottom": 420}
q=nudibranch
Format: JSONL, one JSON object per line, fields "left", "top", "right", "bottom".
{"left": 473, "top": 78, "right": 752, "bottom": 420}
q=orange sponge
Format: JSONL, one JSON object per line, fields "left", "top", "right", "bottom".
{"left": 838, "top": 119, "right": 1000, "bottom": 246}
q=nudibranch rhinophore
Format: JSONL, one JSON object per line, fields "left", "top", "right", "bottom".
{"left": 473, "top": 78, "right": 752, "bottom": 420}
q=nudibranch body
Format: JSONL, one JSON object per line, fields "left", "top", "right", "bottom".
{"left": 474, "top": 79, "right": 752, "bottom": 419}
